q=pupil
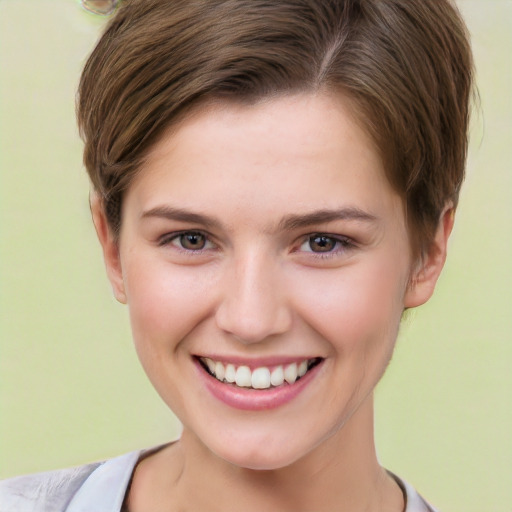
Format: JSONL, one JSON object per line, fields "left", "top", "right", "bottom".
{"left": 182, "top": 233, "right": 205, "bottom": 250}
{"left": 311, "top": 235, "right": 334, "bottom": 252}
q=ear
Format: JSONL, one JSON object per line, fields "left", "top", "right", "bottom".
{"left": 90, "top": 192, "right": 127, "bottom": 304}
{"left": 404, "top": 205, "right": 455, "bottom": 308}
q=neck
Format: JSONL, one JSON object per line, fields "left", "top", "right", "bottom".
{"left": 128, "top": 396, "right": 403, "bottom": 512}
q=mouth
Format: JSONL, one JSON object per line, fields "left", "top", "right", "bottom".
{"left": 197, "top": 356, "right": 323, "bottom": 390}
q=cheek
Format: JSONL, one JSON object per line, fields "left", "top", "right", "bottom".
{"left": 122, "top": 254, "right": 215, "bottom": 353}
{"left": 291, "top": 258, "right": 409, "bottom": 354}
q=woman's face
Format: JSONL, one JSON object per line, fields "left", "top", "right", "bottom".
{"left": 98, "top": 93, "right": 439, "bottom": 470}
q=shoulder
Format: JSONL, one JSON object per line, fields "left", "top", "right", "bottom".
{"left": 0, "top": 463, "right": 101, "bottom": 512}
{"left": 0, "top": 450, "right": 142, "bottom": 512}
{"left": 390, "top": 472, "right": 440, "bottom": 512}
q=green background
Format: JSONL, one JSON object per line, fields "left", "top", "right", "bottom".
{"left": 1, "top": 1, "right": 510, "bottom": 510}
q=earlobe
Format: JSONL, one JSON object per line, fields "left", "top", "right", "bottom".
{"left": 90, "top": 192, "right": 127, "bottom": 304}
{"left": 404, "top": 206, "right": 455, "bottom": 308}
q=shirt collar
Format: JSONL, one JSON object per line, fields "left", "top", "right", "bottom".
{"left": 64, "top": 448, "right": 437, "bottom": 512}
{"left": 65, "top": 450, "right": 140, "bottom": 512}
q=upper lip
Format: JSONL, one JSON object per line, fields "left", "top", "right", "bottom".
{"left": 194, "top": 354, "right": 323, "bottom": 369}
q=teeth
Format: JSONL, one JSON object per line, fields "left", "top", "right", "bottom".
{"left": 200, "top": 357, "right": 316, "bottom": 389}
{"left": 205, "top": 358, "right": 216, "bottom": 374}
{"left": 251, "top": 367, "right": 271, "bottom": 389}
{"left": 235, "top": 366, "right": 252, "bottom": 387}
{"left": 214, "top": 361, "right": 225, "bottom": 381}
{"left": 270, "top": 366, "right": 284, "bottom": 387}
{"left": 284, "top": 363, "right": 298, "bottom": 384}
{"left": 225, "top": 364, "right": 236, "bottom": 383}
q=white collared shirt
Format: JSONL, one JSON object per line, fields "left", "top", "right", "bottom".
{"left": 0, "top": 449, "right": 439, "bottom": 512}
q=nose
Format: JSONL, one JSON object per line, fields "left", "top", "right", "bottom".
{"left": 214, "top": 250, "right": 292, "bottom": 344}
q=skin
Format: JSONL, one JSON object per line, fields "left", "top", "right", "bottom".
{"left": 93, "top": 92, "right": 453, "bottom": 511}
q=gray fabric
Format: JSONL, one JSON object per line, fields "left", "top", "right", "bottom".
{"left": 390, "top": 472, "right": 439, "bottom": 512}
{"left": 0, "top": 449, "right": 439, "bottom": 512}
{"left": 0, "top": 463, "right": 101, "bottom": 512}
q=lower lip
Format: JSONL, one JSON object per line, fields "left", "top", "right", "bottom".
{"left": 195, "top": 359, "right": 323, "bottom": 411}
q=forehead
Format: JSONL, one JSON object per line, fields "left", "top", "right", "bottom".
{"left": 124, "top": 92, "right": 404, "bottom": 230}
{"left": 150, "top": 92, "right": 379, "bottom": 166}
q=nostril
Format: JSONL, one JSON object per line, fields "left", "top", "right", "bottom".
{"left": 215, "top": 308, "right": 292, "bottom": 344}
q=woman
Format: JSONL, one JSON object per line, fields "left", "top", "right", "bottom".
{"left": 0, "top": 0, "right": 474, "bottom": 510}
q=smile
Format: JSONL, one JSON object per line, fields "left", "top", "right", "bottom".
{"left": 198, "top": 357, "right": 322, "bottom": 390}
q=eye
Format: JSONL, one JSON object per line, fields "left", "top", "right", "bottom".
{"left": 178, "top": 232, "right": 207, "bottom": 250}
{"left": 299, "top": 234, "right": 352, "bottom": 254}
{"left": 159, "top": 231, "right": 214, "bottom": 251}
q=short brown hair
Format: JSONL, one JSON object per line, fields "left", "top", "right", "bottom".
{"left": 77, "top": 0, "right": 474, "bottom": 257}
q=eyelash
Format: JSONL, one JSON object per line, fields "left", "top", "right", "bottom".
{"left": 297, "top": 233, "right": 355, "bottom": 259}
{"left": 157, "top": 231, "right": 356, "bottom": 258}
{"left": 157, "top": 231, "right": 216, "bottom": 253}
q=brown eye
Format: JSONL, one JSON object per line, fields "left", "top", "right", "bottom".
{"left": 178, "top": 232, "right": 207, "bottom": 251}
{"left": 308, "top": 235, "right": 337, "bottom": 252}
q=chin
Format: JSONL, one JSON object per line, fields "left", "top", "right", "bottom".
{"left": 208, "top": 432, "right": 312, "bottom": 472}
{"left": 222, "top": 450, "right": 299, "bottom": 472}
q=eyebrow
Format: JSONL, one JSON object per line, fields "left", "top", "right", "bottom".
{"left": 141, "top": 206, "right": 222, "bottom": 230}
{"left": 277, "top": 207, "right": 378, "bottom": 231}
{"left": 141, "top": 205, "right": 377, "bottom": 232}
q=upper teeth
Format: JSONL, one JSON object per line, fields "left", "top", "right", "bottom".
{"left": 201, "top": 358, "right": 311, "bottom": 389}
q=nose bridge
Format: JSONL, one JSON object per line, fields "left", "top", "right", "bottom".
{"left": 215, "top": 246, "right": 291, "bottom": 344}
